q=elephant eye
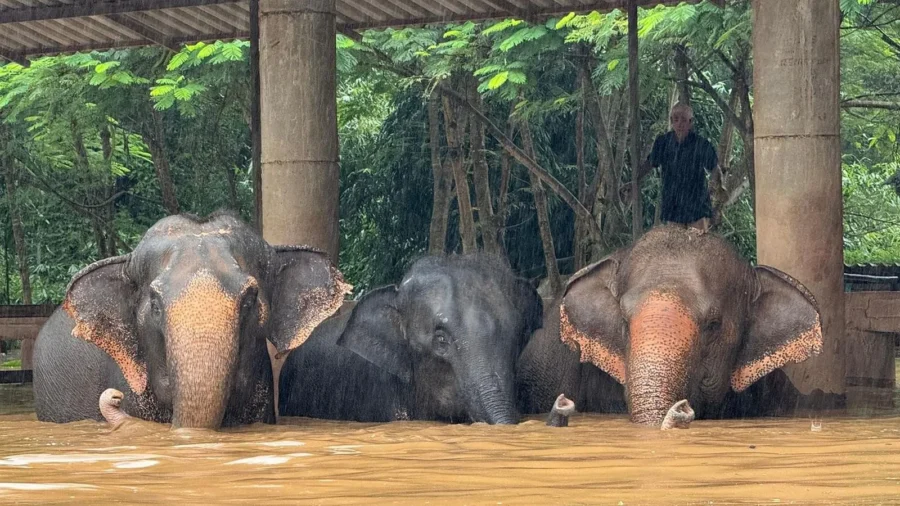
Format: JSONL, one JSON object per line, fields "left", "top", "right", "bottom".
{"left": 150, "top": 296, "right": 162, "bottom": 318}
{"left": 241, "top": 287, "right": 258, "bottom": 313}
{"left": 703, "top": 317, "right": 721, "bottom": 333}
{"left": 433, "top": 329, "right": 452, "bottom": 356}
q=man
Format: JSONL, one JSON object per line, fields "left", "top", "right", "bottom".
{"left": 634, "top": 102, "right": 718, "bottom": 231}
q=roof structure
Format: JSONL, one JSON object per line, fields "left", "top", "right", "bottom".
{"left": 0, "top": 0, "right": 701, "bottom": 63}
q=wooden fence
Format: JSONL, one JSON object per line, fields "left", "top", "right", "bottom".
{"left": 0, "top": 305, "right": 55, "bottom": 383}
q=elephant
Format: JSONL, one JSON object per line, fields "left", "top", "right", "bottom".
{"left": 33, "top": 211, "right": 351, "bottom": 429}
{"left": 278, "top": 254, "right": 544, "bottom": 424}
{"left": 518, "top": 224, "right": 828, "bottom": 427}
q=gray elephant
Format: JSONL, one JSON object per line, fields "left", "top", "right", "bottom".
{"left": 278, "top": 254, "right": 543, "bottom": 424}
{"left": 34, "top": 211, "right": 350, "bottom": 429}
{"left": 518, "top": 224, "right": 829, "bottom": 427}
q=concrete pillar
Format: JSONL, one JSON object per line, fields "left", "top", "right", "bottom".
{"left": 258, "top": 0, "right": 339, "bottom": 418}
{"left": 752, "top": 0, "right": 845, "bottom": 396}
{"left": 258, "top": 0, "right": 339, "bottom": 262}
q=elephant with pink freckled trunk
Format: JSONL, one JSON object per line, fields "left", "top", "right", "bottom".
{"left": 34, "top": 211, "right": 350, "bottom": 430}
{"left": 518, "top": 224, "right": 829, "bottom": 428}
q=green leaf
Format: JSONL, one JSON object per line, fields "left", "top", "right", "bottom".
{"left": 149, "top": 85, "right": 174, "bottom": 97}
{"left": 197, "top": 43, "right": 217, "bottom": 60}
{"left": 219, "top": 43, "right": 244, "bottom": 61}
{"left": 88, "top": 73, "right": 108, "bottom": 86}
{"left": 473, "top": 64, "right": 504, "bottom": 77}
{"left": 167, "top": 51, "right": 190, "bottom": 71}
{"left": 607, "top": 59, "right": 619, "bottom": 71}
{"left": 94, "top": 61, "right": 120, "bottom": 73}
{"left": 498, "top": 26, "right": 548, "bottom": 52}
{"left": 556, "top": 12, "right": 576, "bottom": 29}
{"left": 488, "top": 71, "right": 509, "bottom": 89}
{"left": 153, "top": 94, "right": 176, "bottom": 110}
{"left": 482, "top": 18, "right": 522, "bottom": 35}
{"left": 507, "top": 70, "right": 527, "bottom": 84}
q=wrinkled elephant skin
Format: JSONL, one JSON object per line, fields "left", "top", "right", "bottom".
{"left": 279, "top": 255, "right": 543, "bottom": 424}
{"left": 557, "top": 225, "right": 824, "bottom": 427}
{"left": 34, "top": 211, "right": 350, "bottom": 430}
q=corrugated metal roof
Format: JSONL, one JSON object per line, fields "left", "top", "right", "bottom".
{"left": 0, "top": 0, "right": 699, "bottom": 63}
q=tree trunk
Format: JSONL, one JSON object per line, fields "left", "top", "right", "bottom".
{"left": 250, "top": 0, "right": 262, "bottom": 232}
{"left": 428, "top": 91, "right": 452, "bottom": 254}
{"left": 628, "top": 0, "right": 642, "bottom": 240}
{"left": 143, "top": 108, "right": 180, "bottom": 215}
{"left": 710, "top": 85, "right": 738, "bottom": 227}
{"left": 100, "top": 125, "right": 117, "bottom": 256}
{"left": 520, "top": 119, "right": 561, "bottom": 295}
{"left": 496, "top": 116, "right": 514, "bottom": 254}
{"left": 225, "top": 165, "right": 239, "bottom": 211}
{"left": 442, "top": 93, "right": 477, "bottom": 254}
{"left": 0, "top": 129, "right": 31, "bottom": 304}
{"left": 673, "top": 44, "right": 692, "bottom": 106}
{"left": 468, "top": 81, "right": 500, "bottom": 255}
{"left": 574, "top": 64, "right": 589, "bottom": 271}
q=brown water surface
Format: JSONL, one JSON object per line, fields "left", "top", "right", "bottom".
{"left": 1, "top": 385, "right": 899, "bottom": 505}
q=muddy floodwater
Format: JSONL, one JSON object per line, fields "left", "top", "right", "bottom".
{"left": 2, "top": 385, "right": 900, "bottom": 505}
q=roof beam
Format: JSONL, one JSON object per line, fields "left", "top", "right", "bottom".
{"left": 104, "top": 14, "right": 180, "bottom": 52}
{"left": 15, "top": 30, "right": 247, "bottom": 57}
{"left": 0, "top": 0, "right": 242, "bottom": 25}
{"left": 342, "top": 0, "right": 701, "bottom": 30}
{"left": 0, "top": 44, "right": 27, "bottom": 66}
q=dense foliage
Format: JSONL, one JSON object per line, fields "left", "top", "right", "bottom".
{"left": 0, "top": 0, "right": 898, "bottom": 303}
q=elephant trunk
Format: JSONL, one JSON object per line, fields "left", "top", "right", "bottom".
{"left": 165, "top": 271, "right": 241, "bottom": 429}
{"left": 466, "top": 369, "right": 520, "bottom": 425}
{"left": 626, "top": 292, "right": 699, "bottom": 427}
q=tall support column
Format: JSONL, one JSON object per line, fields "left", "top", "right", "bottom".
{"left": 259, "top": 0, "right": 339, "bottom": 419}
{"left": 259, "top": 0, "right": 339, "bottom": 262}
{"left": 752, "top": 0, "right": 845, "bottom": 396}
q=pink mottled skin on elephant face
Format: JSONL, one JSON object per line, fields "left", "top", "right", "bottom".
{"left": 559, "top": 305, "right": 626, "bottom": 384}
{"left": 627, "top": 291, "right": 699, "bottom": 427}
{"left": 64, "top": 298, "right": 148, "bottom": 396}
{"left": 731, "top": 314, "right": 823, "bottom": 392}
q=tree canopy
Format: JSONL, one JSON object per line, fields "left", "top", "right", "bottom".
{"left": 0, "top": 0, "right": 897, "bottom": 304}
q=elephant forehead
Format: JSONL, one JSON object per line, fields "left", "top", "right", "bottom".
{"left": 134, "top": 232, "right": 266, "bottom": 276}
{"left": 629, "top": 292, "right": 700, "bottom": 351}
{"left": 165, "top": 270, "right": 240, "bottom": 333}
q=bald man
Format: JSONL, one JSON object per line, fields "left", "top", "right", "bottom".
{"left": 634, "top": 103, "right": 718, "bottom": 231}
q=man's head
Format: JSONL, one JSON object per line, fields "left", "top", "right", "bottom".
{"left": 670, "top": 103, "right": 693, "bottom": 140}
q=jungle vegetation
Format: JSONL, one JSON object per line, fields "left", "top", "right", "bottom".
{"left": 0, "top": 0, "right": 898, "bottom": 304}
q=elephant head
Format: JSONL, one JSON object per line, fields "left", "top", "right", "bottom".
{"left": 559, "top": 225, "right": 822, "bottom": 427}
{"left": 337, "top": 255, "right": 542, "bottom": 424}
{"left": 62, "top": 211, "right": 351, "bottom": 429}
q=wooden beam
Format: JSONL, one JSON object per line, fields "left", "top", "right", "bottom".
{"left": 0, "top": 45, "right": 27, "bottom": 66}
{"left": 16, "top": 30, "right": 247, "bottom": 57}
{"left": 0, "top": 0, "right": 242, "bottom": 24}
{"left": 0, "top": 370, "right": 32, "bottom": 384}
{"left": 104, "top": 14, "right": 180, "bottom": 52}
{"left": 341, "top": 0, "right": 699, "bottom": 30}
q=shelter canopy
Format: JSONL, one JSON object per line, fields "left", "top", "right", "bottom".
{"left": 0, "top": 0, "right": 696, "bottom": 62}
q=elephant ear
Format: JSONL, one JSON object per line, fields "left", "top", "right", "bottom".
{"left": 514, "top": 278, "right": 544, "bottom": 356}
{"left": 336, "top": 285, "right": 412, "bottom": 383}
{"left": 268, "top": 246, "right": 353, "bottom": 358}
{"left": 559, "top": 253, "right": 627, "bottom": 384}
{"left": 731, "top": 266, "right": 824, "bottom": 392}
{"left": 63, "top": 255, "right": 147, "bottom": 395}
